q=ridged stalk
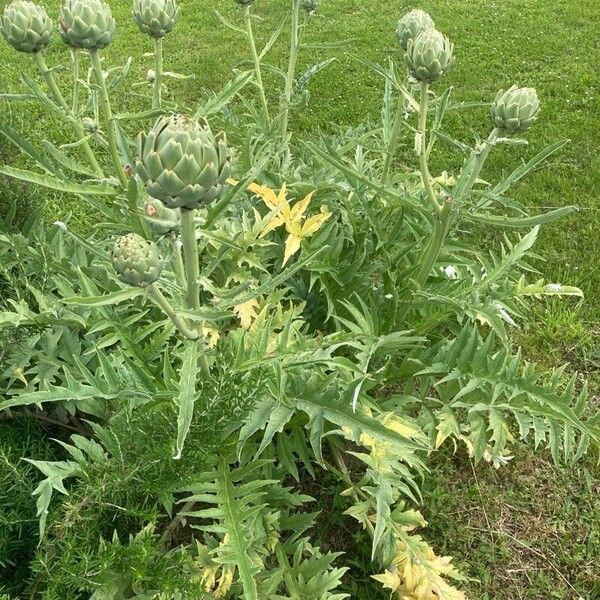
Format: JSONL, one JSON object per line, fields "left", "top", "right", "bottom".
{"left": 244, "top": 5, "right": 270, "bottom": 124}
{"left": 180, "top": 209, "right": 210, "bottom": 375}
{"left": 153, "top": 37, "right": 163, "bottom": 110}
{"left": 279, "top": 0, "right": 301, "bottom": 138}
{"left": 71, "top": 49, "right": 81, "bottom": 114}
{"left": 32, "top": 52, "right": 103, "bottom": 177}
{"left": 89, "top": 50, "right": 129, "bottom": 188}
{"left": 417, "top": 81, "right": 441, "bottom": 215}
{"left": 147, "top": 284, "right": 199, "bottom": 339}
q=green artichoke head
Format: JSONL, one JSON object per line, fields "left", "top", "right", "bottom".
{"left": 301, "top": 0, "right": 319, "bottom": 12}
{"left": 491, "top": 86, "right": 540, "bottom": 134}
{"left": 133, "top": 0, "right": 179, "bottom": 39}
{"left": 406, "top": 28, "right": 454, "bottom": 83}
{"left": 136, "top": 113, "right": 231, "bottom": 211}
{"left": 1, "top": 1, "right": 53, "bottom": 53}
{"left": 60, "top": 0, "right": 115, "bottom": 50}
{"left": 111, "top": 233, "right": 164, "bottom": 287}
{"left": 395, "top": 9, "right": 434, "bottom": 51}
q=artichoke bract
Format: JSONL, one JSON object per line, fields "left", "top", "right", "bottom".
{"left": 60, "top": 0, "right": 115, "bottom": 51}
{"left": 133, "top": 0, "right": 179, "bottom": 39}
{"left": 144, "top": 197, "right": 180, "bottom": 236}
{"left": 0, "top": 1, "right": 53, "bottom": 54}
{"left": 111, "top": 233, "right": 164, "bottom": 287}
{"left": 491, "top": 86, "right": 540, "bottom": 133}
{"left": 406, "top": 29, "right": 454, "bottom": 83}
{"left": 137, "top": 114, "right": 231, "bottom": 212}
{"left": 395, "top": 9, "right": 434, "bottom": 51}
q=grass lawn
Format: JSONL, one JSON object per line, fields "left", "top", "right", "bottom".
{"left": 0, "top": 0, "right": 598, "bottom": 598}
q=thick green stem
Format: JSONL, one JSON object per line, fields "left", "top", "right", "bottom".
{"left": 279, "top": 0, "right": 301, "bottom": 138}
{"left": 32, "top": 52, "right": 103, "bottom": 177}
{"left": 244, "top": 5, "right": 270, "bottom": 124}
{"left": 454, "top": 127, "right": 500, "bottom": 203}
{"left": 417, "top": 81, "right": 441, "bottom": 214}
{"left": 381, "top": 94, "right": 406, "bottom": 184}
{"left": 414, "top": 200, "right": 452, "bottom": 286}
{"left": 180, "top": 210, "right": 210, "bottom": 375}
{"left": 71, "top": 48, "right": 81, "bottom": 114}
{"left": 147, "top": 284, "right": 199, "bottom": 340}
{"left": 171, "top": 233, "right": 186, "bottom": 292}
{"left": 180, "top": 209, "right": 200, "bottom": 311}
{"left": 152, "top": 37, "right": 163, "bottom": 110}
{"left": 89, "top": 50, "right": 129, "bottom": 188}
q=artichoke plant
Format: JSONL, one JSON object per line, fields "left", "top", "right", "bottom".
{"left": 491, "top": 86, "right": 540, "bottom": 133}
{"left": 0, "top": 1, "right": 53, "bottom": 54}
{"left": 133, "top": 0, "right": 179, "bottom": 39}
{"left": 395, "top": 9, "right": 434, "bottom": 51}
{"left": 406, "top": 28, "right": 454, "bottom": 82}
{"left": 59, "top": 0, "right": 115, "bottom": 50}
{"left": 137, "top": 114, "right": 230, "bottom": 211}
{"left": 111, "top": 233, "right": 164, "bottom": 287}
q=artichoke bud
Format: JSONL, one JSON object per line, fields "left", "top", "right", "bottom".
{"left": 491, "top": 86, "right": 540, "bottom": 133}
{"left": 133, "top": 0, "right": 179, "bottom": 39}
{"left": 1, "top": 1, "right": 53, "bottom": 54}
{"left": 136, "top": 113, "right": 231, "bottom": 211}
{"left": 82, "top": 117, "right": 99, "bottom": 133}
{"left": 144, "top": 197, "right": 180, "bottom": 236}
{"left": 395, "top": 9, "right": 434, "bottom": 51}
{"left": 406, "top": 28, "right": 454, "bottom": 83}
{"left": 60, "top": 0, "right": 115, "bottom": 51}
{"left": 111, "top": 233, "right": 164, "bottom": 287}
{"left": 301, "top": 0, "right": 319, "bottom": 12}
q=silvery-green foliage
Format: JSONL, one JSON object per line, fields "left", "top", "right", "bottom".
{"left": 0, "top": 3, "right": 597, "bottom": 599}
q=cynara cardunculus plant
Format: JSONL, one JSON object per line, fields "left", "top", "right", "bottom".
{"left": 133, "top": 0, "right": 179, "bottom": 38}
{"left": 0, "top": 0, "right": 53, "bottom": 53}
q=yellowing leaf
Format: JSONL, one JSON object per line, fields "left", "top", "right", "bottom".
{"left": 234, "top": 299, "right": 260, "bottom": 330}
{"left": 283, "top": 234, "right": 302, "bottom": 266}
{"left": 372, "top": 570, "right": 401, "bottom": 591}
{"left": 302, "top": 211, "right": 331, "bottom": 237}
{"left": 202, "top": 325, "right": 221, "bottom": 349}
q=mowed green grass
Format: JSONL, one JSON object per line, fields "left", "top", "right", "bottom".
{"left": 0, "top": 1, "right": 599, "bottom": 598}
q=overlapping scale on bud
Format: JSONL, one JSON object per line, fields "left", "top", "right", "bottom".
{"left": 144, "top": 197, "right": 180, "bottom": 236}
{"left": 491, "top": 86, "right": 540, "bottom": 133}
{"left": 406, "top": 28, "right": 454, "bottom": 83}
{"left": 395, "top": 9, "right": 434, "bottom": 51}
{"left": 133, "top": 0, "right": 179, "bottom": 39}
{"left": 111, "top": 233, "right": 164, "bottom": 287}
{"left": 59, "top": 0, "right": 115, "bottom": 50}
{"left": 136, "top": 113, "right": 230, "bottom": 211}
{"left": 0, "top": 1, "right": 53, "bottom": 53}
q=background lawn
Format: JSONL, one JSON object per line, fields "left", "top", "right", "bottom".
{"left": 0, "top": 1, "right": 598, "bottom": 598}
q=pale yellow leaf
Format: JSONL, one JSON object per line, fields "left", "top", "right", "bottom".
{"left": 289, "top": 191, "right": 314, "bottom": 222}
{"left": 301, "top": 210, "right": 331, "bottom": 237}
{"left": 283, "top": 234, "right": 302, "bottom": 266}
{"left": 372, "top": 570, "right": 401, "bottom": 591}
{"left": 234, "top": 299, "right": 260, "bottom": 330}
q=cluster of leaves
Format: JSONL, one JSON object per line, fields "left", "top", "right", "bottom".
{"left": 0, "top": 1, "right": 598, "bottom": 599}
